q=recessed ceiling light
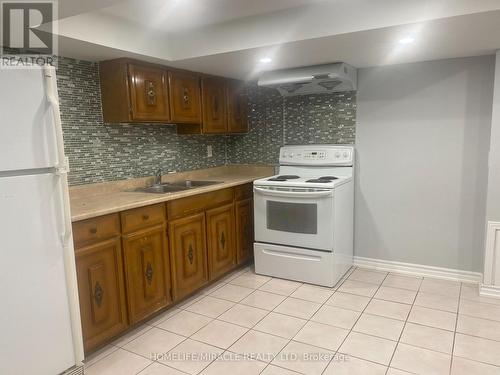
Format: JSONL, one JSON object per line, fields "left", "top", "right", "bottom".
{"left": 398, "top": 37, "right": 415, "bottom": 45}
{"left": 259, "top": 57, "right": 272, "bottom": 63}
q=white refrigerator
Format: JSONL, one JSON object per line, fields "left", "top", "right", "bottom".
{"left": 0, "top": 66, "right": 85, "bottom": 374}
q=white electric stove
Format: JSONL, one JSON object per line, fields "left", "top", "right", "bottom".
{"left": 253, "top": 145, "right": 354, "bottom": 287}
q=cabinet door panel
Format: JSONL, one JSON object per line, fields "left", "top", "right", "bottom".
{"left": 235, "top": 198, "right": 254, "bottom": 265}
{"left": 169, "top": 71, "right": 201, "bottom": 123}
{"left": 227, "top": 81, "right": 248, "bottom": 133}
{"left": 207, "top": 203, "right": 236, "bottom": 279}
{"left": 201, "top": 77, "right": 227, "bottom": 133}
{"left": 75, "top": 237, "right": 128, "bottom": 352}
{"left": 169, "top": 213, "right": 208, "bottom": 299}
{"left": 122, "top": 225, "right": 171, "bottom": 323}
{"left": 128, "top": 64, "right": 170, "bottom": 122}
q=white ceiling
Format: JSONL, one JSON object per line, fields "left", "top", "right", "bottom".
{"left": 53, "top": 0, "right": 500, "bottom": 79}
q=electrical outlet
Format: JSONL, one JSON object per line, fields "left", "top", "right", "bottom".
{"left": 207, "top": 145, "right": 213, "bottom": 158}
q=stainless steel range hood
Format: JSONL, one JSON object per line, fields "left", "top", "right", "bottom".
{"left": 258, "top": 63, "right": 357, "bottom": 96}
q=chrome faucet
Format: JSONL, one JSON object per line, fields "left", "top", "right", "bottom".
{"left": 154, "top": 168, "right": 162, "bottom": 186}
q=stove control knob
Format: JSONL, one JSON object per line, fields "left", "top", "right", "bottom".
{"left": 289, "top": 153, "right": 294, "bottom": 158}
{"left": 335, "top": 152, "right": 341, "bottom": 158}
{"left": 343, "top": 152, "right": 349, "bottom": 158}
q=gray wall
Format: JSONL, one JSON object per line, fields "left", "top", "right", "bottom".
{"left": 355, "top": 56, "right": 494, "bottom": 272}
{"left": 486, "top": 51, "right": 500, "bottom": 222}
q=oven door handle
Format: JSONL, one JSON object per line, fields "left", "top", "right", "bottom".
{"left": 253, "top": 186, "right": 333, "bottom": 198}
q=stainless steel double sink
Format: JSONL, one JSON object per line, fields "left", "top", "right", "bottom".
{"left": 136, "top": 180, "right": 221, "bottom": 194}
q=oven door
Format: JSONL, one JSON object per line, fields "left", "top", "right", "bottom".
{"left": 253, "top": 185, "right": 334, "bottom": 251}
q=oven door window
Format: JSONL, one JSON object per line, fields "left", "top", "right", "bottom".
{"left": 266, "top": 201, "right": 317, "bottom": 234}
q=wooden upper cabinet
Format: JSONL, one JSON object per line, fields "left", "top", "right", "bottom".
{"left": 169, "top": 213, "right": 208, "bottom": 300}
{"left": 75, "top": 237, "right": 128, "bottom": 352}
{"left": 201, "top": 77, "right": 227, "bottom": 133}
{"left": 122, "top": 225, "right": 171, "bottom": 323}
{"left": 235, "top": 198, "right": 254, "bottom": 265}
{"left": 168, "top": 71, "right": 201, "bottom": 124}
{"left": 128, "top": 64, "right": 170, "bottom": 122}
{"left": 227, "top": 81, "right": 249, "bottom": 133}
{"left": 206, "top": 203, "right": 236, "bottom": 279}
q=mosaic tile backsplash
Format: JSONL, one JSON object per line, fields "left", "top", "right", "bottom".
{"left": 56, "top": 56, "right": 356, "bottom": 185}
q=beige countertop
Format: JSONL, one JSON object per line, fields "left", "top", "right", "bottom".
{"left": 70, "top": 165, "right": 274, "bottom": 222}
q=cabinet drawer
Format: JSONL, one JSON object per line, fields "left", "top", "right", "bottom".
{"left": 167, "top": 188, "right": 233, "bottom": 219}
{"left": 73, "top": 214, "right": 120, "bottom": 248}
{"left": 121, "top": 204, "right": 166, "bottom": 234}
{"left": 234, "top": 183, "right": 253, "bottom": 201}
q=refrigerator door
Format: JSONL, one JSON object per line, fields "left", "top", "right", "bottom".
{"left": 0, "top": 173, "right": 76, "bottom": 375}
{"left": 0, "top": 67, "right": 58, "bottom": 172}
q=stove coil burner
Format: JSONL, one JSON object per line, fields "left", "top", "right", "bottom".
{"left": 305, "top": 179, "right": 332, "bottom": 183}
{"left": 268, "top": 175, "right": 300, "bottom": 182}
{"left": 318, "top": 176, "right": 338, "bottom": 181}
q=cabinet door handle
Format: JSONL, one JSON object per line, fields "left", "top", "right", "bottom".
{"left": 145, "top": 262, "right": 154, "bottom": 285}
{"left": 188, "top": 244, "right": 194, "bottom": 264}
{"left": 94, "top": 281, "right": 104, "bottom": 307}
{"left": 142, "top": 214, "right": 150, "bottom": 221}
{"left": 220, "top": 231, "right": 226, "bottom": 249}
{"left": 89, "top": 227, "right": 97, "bottom": 234}
{"left": 183, "top": 87, "right": 190, "bottom": 104}
{"left": 146, "top": 80, "right": 157, "bottom": 105}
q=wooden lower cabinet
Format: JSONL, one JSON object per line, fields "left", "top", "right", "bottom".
{"left": 169, "top": 213, "right": 209, "bottom": 299}
{"left": 206, "top": 203, "right": 236, "bottom": 279}
{"left": 122, "top": 225, "right": 171, "bottom": 324}
{"left": 235, "top": 198, "right": 254, "bottom": 264}
{"left": 75, "top": 237, "right": 128, "bottom": 352}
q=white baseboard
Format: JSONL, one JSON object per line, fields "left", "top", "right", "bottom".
{"left": 483, "top": 221, "right": 500, "bottom": 286}
{"left": 354, "top": 256, "right": 482, "bottom": 283}
{"left": 480, "top": 284, "right": 500, "bottom": 298}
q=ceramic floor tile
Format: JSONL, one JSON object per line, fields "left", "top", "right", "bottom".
{"left": 325, "top": 291, "right": 371, "bottom": 312}
{"left": 157, "top": 310, "right": 212, "bottom": 337}
{"left": 240, "top": 290, "right": 287, "bottom": 310}
{"left": 459, "top": 299, "right": 500, "bottom": 322}
{"left": 176, "top": 294, "right": 206, "bottom": 310}
{"left": 415, "top": 291, "right": 459, "bottom": 312}
{"left": 400, "top": 322, "right": 454, "bottom": 354}
{"left": 293, "top": 321, "right": 349, "bottom": 351}
{"left": 349, "top": 268, "right": 387, "bottom": 285}
{"left": 456, "top": 314, "right": 500, "bottom": 341}
{"left": 84, "top": 345, "right": 118, "bottom": 368}
{"left": 259, "top": 278, "right": 303, "bottom": 296}
{"left": 274, "top": 297, "right": 321, "bottom": 319}
{"left": 271, "top": 341, "right": 335, "bottom": 375}
{"left": 191, "top": 319, "right": 248, "bottom": 349}
{"left": 419, "top": 278, "right": 461, "bottom": 297}
{"left": 338, "top": 280, "right": 379, "bottom": 297}
{"left": 391, "top": 343, "right": 451, "bottom": 375}
{"left": 228, "top": 330, "right": 288, "bottom": 361}
{"left": 185, "top": 296, "right": 235, "bottom": 318}
{"left": 199, "top": 352, "right": 267, "bottom": 375}
{"left": 210, "top": 284, "right": 254, "bottom": 302}
{"left": 218, "top": 303, "right": 269, "bottom": 328}
{"left": 200, "top": 281, "right": 226, "bottom": 296}
{"left": 323, "top": 355, "right": 387, "bottom": 375}
{"left": 260, "top": 365, "right": 301, "bottom": 375}
{"left": 161, "top": 339, "right": 224, "bottom": 374}
{"left": 289, "top": 284, "right": 334, "bottom": 303}
{"left": 147, "top": 308, "right": 183, "bottom": 327}
{"left": 353, "top": 313, "right": 405, "bottom": 341}
{"left": 451, "top": 356, "right": 500, "bottom": 375}
{"left": 254, "top": 312, "right": 307, "bottom": 339}
{"left": 85, "top": 348, "right": 152, "bottom": 375}
{"left": 364, "top": 299, "right": 411, "bottom": 321}
{"left": 311, "top": 305, "right": 361, "bottom": 329}
{"left": 123, "top": 327, "right": 185, "bottom": 359}
{"left": 386, "top": 368, "right": 414, "bottom": 375}
{"left": 138, "top": 362, "right": 188, "bottom": 375}
{"left": 460, "top": 284, "right": 500, "bottom": 306}
{"left": 454, "top": 333, "right": 500, "bottom": 366}
{"left": 229, "top": 274, "right": 272, "bottom": 289}
{"left": 407, "top": 305, "right": 457, "bottom": 331}
{"left": 383, "top": 274, "right": 422, "bottom": 291}
{"left": 374, "top": 286, "right": 417, "bottom": 304}
{"left": 111, "top": 324, "right": 154, "bottom": 347}
{"left": 339, "top": 331, "right": 397, "bottom": 365}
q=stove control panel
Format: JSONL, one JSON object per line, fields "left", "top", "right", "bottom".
{"left": 280, "top": 145, "right": 354, "bottom": 166}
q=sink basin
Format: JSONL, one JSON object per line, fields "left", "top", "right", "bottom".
{"left": 136, "top": 180, "right": 221, "bottom": 194}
